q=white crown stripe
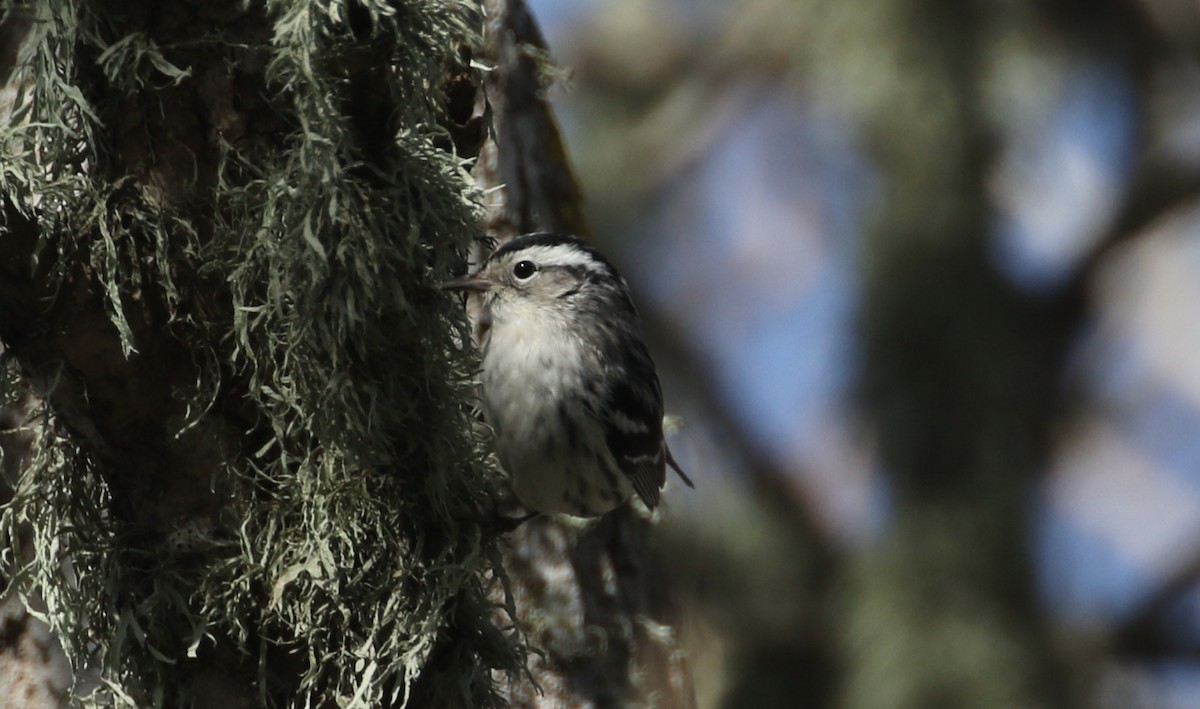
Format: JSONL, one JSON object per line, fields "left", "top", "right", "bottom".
{"left": 502, "top": 244, "right": 611, "bottom": 275}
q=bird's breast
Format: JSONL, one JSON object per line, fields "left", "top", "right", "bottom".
{"left": 481, "top": 322, "right": 585, "bottom": 429}
{"left": 478, "top": 316, "right": 631, "bottom": 516}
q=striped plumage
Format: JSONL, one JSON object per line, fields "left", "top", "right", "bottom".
{"left": 443, "top": 233, "right": 692, "bottom": 517}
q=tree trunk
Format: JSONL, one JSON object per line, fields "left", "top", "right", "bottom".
{"left": 847, "top": 2, "right": 1082, "bottom": 707}
{"left": 0, "top": 1, "right": 522, "bottom": 705}
{"left": 477, "top": 1, "right": 695, "bottom": 706}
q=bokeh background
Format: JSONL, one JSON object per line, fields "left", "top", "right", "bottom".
{"left": 521, "top": 0, "right": 1200, "bottom": 706}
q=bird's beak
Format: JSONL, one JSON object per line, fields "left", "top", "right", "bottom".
{"left": 440, "top": 274, "right": 492, "bottom": 293}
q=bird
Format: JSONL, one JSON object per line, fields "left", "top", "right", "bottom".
{"left": 443, "top": 233, "right": 693, "bottom": 517}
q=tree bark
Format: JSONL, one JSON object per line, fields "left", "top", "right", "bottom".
{"left": 476, "top": 2, "right": 695, "bottom": 706}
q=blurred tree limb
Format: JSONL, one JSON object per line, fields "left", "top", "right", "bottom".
{"left": 1111, "top": 547, "right": 1200, "bottom": 660}
{"left": 1065, "top": 1, "right": 1200, "bottom": 670}
{"left": 1075, "top": 155, "right": 1200, "bottom": 290}
{"left": 636, "top": 303, "right": 842, "bottom": 709}
{"left": 1047, "top": 0, "right": 1200, "bottom": 292}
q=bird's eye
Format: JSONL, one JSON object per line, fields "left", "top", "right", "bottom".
{"left": 513, "top": 260, "right": 537, "bottom": 280}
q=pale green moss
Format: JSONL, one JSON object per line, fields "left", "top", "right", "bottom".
{"left": 0, "top": 1, "right": 520, "bottom": 706}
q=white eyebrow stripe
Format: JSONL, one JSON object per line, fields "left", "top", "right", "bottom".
{"left": 511, "top": 244, "right": 612, "bottom": 274}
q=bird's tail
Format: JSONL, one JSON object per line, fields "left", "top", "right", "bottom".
{"left": 665, "top": 446, "right": 694, "bottom": 488}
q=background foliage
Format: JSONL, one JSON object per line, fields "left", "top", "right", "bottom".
{"left": 525, "top": 0, "right": 1200, "bottom": 706}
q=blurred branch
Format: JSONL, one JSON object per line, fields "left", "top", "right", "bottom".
{"left": 1036, "top": 0, "right": 1167, "bottom": 68}
{"left": 1041, "top": 0, "right": 1200, "bottom": 290}
{"left": 1129, "top": 0, "right": 1200, "bottom": 62}
{"left": 637, "top": 304, "right": 838, "bottom": 575}
{"left": 1111, "top": 548, "right": 1200, "bottom": 660}
{"left": 1027, "top": 0, "right": 1200, "bottom": 679}
{"left": 1074, "top": 156, "right": 1200, "bottom": 289}
{"left": 637, "top": 304, "right": 843, "bottom": 709}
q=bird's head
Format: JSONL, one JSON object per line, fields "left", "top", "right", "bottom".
{"left": 442, "top": 233, "right": 625, "bottom": 320}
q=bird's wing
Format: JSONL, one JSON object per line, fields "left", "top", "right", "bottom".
{"left": 603, "top": 376, "right": 667, "bottom": 510}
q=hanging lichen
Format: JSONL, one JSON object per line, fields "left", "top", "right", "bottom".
{"left": 0, "top": 1, "right": 520, "bottom": 706}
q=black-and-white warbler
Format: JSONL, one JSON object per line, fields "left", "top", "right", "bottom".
{"left": 444, "top": 233, "right": 693, "bottom": 517}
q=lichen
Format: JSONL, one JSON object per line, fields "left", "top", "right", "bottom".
{"left": 0, "top": 1, "right": 520, "bottom": 706}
